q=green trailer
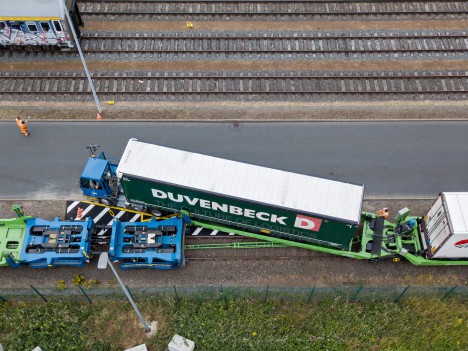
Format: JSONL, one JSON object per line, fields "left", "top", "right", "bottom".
{"left": 117, "top": 139, "right": 364, "bottom": 251}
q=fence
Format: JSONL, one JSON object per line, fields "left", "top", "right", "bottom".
{"left": 0, "top": 284, "right": 466, "bottom": 304}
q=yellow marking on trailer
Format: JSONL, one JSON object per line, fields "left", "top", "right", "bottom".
{"left": 0, "top": 17, "right": 61, "bottom": 21}
{"left": 80, "top": 200, "right": 156, "bottom": 221}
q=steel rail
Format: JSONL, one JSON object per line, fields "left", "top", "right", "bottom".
{"left": 81, "top": 10, "right": 468, "bottom": 15}
{"left": 1, "top": 74, "right": 466, "bottom": 79}
{"left": 3, "top": 90, "right": 465, "bottom": 95}
{"left": 79, "top": 0, "right": 468, "bottom": 15}
{"left": 81, "top": 34, "right": 468, "bottom": 40}
{"left": 78, "top": 48, "right": 468, "bottom": 53}
{"left": 79, "top": 1, "right": 464, "bottom": 3}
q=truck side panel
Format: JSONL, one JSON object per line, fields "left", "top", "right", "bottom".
{"left": 120, "top": 175, "right": 358, "bottom": 250}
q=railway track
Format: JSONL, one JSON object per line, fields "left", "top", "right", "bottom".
{"left": 1, "top": 71, "right": 466, "bottom": 100}
{"left": 79, "top": 0, "right": 468, "bottom": 20}
{"left": 80, "top": 31, "right": 468, "bottom": 55}
{"left": 2, "top": 31, "right": 467, "bottom": 59}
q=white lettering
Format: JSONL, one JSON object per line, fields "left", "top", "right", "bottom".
{"left": 271, "top": 214, "right": 287, "bottom": 225}
{"left": 200, "top": 199, "right": 211, "bottom": 209}
{"left": 183, "top": 195, "right": 199, "bottom": 206}
{"left": 230, "top": 206, "right": 243, "bottom": 215}
{"left": 151, "top": 189, "right": 167, "bottom": 199}
{"left": 151, "top": 188, "right": 289, "bottom": 225}
{"left": 168, "top": 192, "right": 184, "bottom": 202}
{"left": 256, "top": 212, "right": 270, "bottom": 221}
{"left": 244, "top": 209, "right": 255, "bottom": 218}
{"left": 294, "top": 217, "right": 315, "bottom": 230}
{"left": 212, "top": 202, "right": 228, "bottom": 212}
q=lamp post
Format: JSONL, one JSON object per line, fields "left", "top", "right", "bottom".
{"left": 97, "top": 252, "right": 151, "bottom": 332}
{"left": 62, "top": 0, "right": 102, "bottom": 113}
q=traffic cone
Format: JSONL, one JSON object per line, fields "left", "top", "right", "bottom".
{"left": 376, "top": 208, "right": 389, "bottom": 219}
{"left": 75, "top": 207, "right": 84, "bottom": 220}
{"left": 96, "top": 112, "right": 103, "bottom": 120}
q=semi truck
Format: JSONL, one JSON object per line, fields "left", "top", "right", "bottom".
{"left": 79, "top": 138, "right": 468, "bottom": 265}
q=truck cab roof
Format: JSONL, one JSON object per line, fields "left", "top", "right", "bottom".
{"left": 80, "top": 157, "right": 108, "bottom": 181}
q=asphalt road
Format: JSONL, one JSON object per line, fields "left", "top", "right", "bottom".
{"left": 1, "top": 121, "right": 467, "bottom": 199}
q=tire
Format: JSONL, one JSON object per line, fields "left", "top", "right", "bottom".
{"left": 99, "top": 198, "right": 114, "bottom": 206}
{"left": 148, "top": 207, "right": 162, "bottom": 217}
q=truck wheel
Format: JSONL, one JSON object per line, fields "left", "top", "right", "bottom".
{"left": 99, "top": 198, "right": 114, "bottom": 206}
{"left": 148, "top": 207, "right": 162, "bottom": 217}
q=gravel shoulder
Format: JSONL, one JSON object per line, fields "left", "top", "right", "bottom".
{"left": 1, "top": 199, "right": 466, "bottom": 289}
{"left": 0, "top": 101, "right": 467, "bottom": 121}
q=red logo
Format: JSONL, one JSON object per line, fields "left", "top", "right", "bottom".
{"left": 454, "top": 239, "right": 468, "bottom": 248}
{"left": 294, "top": 214, "right": 322, "bottom": 232}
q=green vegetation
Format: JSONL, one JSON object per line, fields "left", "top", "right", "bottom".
{"left": 0, "top": 296, "right": 465, "bottom": 351}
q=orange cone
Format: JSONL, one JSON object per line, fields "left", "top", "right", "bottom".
{"left": 96, "top": 113, "right": 103, "bottom": 120}
{"left": 75, "top": 207, "right": 84, "bottom": 220}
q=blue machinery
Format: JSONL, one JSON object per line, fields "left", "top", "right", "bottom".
{"left": 1, "top": 207, "right": 187, "bottom": 270}
{"left": 110, "top": 217, "right": 186, "bottom": 270}
{"left": 6, "top": 217, "right": 93, "bottom": 268}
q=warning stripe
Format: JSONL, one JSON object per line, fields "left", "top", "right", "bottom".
{"left": 129, "top": 213, "right": 141, "bottom": 222}
{"left": 65, "top": 201, "right": 236, "bottom": 237}
{"left": 67, "top": 201, "right": 80, "bottom": 213}
{"left": 80, "top": 204, "right": 95, "bottom": 218}
{"left": 191, "top": 227, "right": 203, "bottom": 236}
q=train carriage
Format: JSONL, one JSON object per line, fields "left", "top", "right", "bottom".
{"left": 0, "top": 0, "right": 82, "bottom": 49}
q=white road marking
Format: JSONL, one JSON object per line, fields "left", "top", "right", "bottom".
{"left": 67, "top": 201, "right": 80, "bottom": 213}
{"left": 191, "top": 227, "right": 203, "bottom": 236}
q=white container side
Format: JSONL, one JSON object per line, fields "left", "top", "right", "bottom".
{"left": 443, "top": 192, "right": 468, "bottom": 235}
{"left": 117, "top": 139, "right": 364, "bottom": 223}
{"left": 0, "top": 0, "right": 65, "bottom": 19}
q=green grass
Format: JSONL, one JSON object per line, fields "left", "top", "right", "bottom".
{"left": 0, "top": 296, "right": 466, "bottom": 351}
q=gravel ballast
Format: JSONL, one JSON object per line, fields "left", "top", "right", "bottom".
{"left": 0, "top": 199, "right": 466, "bottom": 289}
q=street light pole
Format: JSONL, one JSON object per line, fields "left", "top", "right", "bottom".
{"left": 98, "top": 253, "right": 151, "bottom": 332}
{"left": 62, "top": 0, "right": 102, "bottom": 113}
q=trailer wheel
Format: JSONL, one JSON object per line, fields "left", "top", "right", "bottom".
{"left": 99, "top": 198, "right": 114, "bottom": 206}
{"left": 148, "top": 207, "right": 162, "bottom": 217}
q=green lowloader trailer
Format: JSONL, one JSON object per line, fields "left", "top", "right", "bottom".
{"left": 81, "top": 138, "right": 468, "bottom": 265}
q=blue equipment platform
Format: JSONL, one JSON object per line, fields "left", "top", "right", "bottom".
{"left": 19, "top": 217, "right": 92, "bottom": 268}
{"left": 109, "top": 217, "right": 186, "bottom": 270}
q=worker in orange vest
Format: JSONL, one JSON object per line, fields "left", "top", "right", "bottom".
{"left": 16, "top": 116, "right": 31, "bottom": 136}
{"left": 20, "top": 119, "right": 29, "bottom": 137}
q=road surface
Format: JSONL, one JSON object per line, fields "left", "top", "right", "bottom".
{"left": 1, "top": 121, "right": 467, "bottom": 199}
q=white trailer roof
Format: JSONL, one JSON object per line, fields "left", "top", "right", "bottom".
{"left": 0, "top": 0, "right": 65, "bottom": 19}
{"left": 443, "top": 193, "right": 468, "bottom": 235}
{"left": 117, "top": 139, "right": 364, "bottom": 223}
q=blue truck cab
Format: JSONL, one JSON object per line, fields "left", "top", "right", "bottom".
{"left": 79, "top": 150, "right": 119, "bottom": 205}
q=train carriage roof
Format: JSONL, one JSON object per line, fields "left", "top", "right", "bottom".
{"left": 0, "top": 0, "right": 66, "bottom": 19}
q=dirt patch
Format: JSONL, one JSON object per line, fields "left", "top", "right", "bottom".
{"left": 84, "top": 20, "right": 468, "bottom": 32}
{"left": 0, "top": 101, "right": 467, "bottom": 121}
{"left": 2, "top": 59, "right": 468, "bottom": 72}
